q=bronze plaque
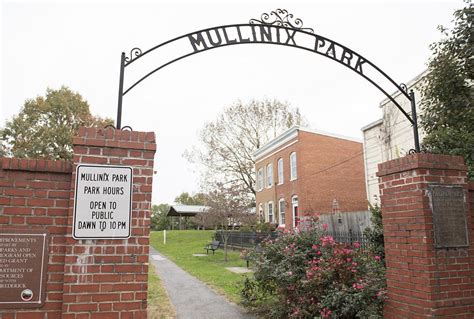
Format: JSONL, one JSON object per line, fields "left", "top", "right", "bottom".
{"left": 0, "top": 229, "right": 49, "bottom": 308}
{"left": 429, "top": 185, "right": 468, "bottom": 248}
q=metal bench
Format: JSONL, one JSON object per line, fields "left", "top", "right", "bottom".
{"left": 204, "top": 240, "right": 220, "bottom": 255}
{"left": 242, "top": 245, "right": 263, "bottom": 267}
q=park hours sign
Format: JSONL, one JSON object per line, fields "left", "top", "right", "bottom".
{"left": 73, "top": 164, "right": 133, "bottom": 239}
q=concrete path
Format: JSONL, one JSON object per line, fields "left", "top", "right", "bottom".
{"left": 149, "top": 246, "right": 255, "bottom": 319}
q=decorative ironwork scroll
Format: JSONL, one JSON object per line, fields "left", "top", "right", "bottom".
{"left": 124, "top": 48, "right": 142, "bottom": 63}
{"left": 249, "top": 9, "right": 314, "bottom": 33}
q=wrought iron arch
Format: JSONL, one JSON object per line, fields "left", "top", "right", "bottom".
{"left": 117, "top": 9, "right": 420, "bottom": 152}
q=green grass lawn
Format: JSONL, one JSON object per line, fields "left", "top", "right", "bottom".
{"left": 150, "top": 230, "right": 250, "bottom": 303}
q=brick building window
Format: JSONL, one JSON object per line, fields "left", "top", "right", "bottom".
{"left": 292, "top": 196, "right": 299, "bottom": 228}
{"left": 258, "top": 203, "right": 264, "bottom": 222}
{"left": 257, "top": 168, "right": 264, "bottom": 191}
{"left": 268, "top": 202, "right": 274, "bottom": 223}
{"left": 277, "top": 158, "right": 284, "bottom": 184}
{"left": 290, "top": 152, "right": 297, "bottom": 180}
{"left": 266, "top": 163, "right": 273, "bottom": 188}
{"left": 279, "top": 199, "right": 285, "bottom": 225}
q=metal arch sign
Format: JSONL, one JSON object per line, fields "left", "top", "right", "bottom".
{"left": 117, "top": 9, "right": 420, "bottom": 152}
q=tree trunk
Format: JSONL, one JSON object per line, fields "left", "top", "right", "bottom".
{"left": 223, "top": 231, "right": 229, "bottom": 262}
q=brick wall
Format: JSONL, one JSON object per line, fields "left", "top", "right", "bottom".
{"left": 0, "top": 127, "right": 156, "bottom": 318}
{"left": 255, "top": 129, "right": 367, "bottom": 228}
{"left": 0, "top": 158, "right": 72, "bottom": 319}
{"left": 256, "top": 134, "right": 299, "bottom": 226}
{"left": 377, "top": 153, "right": 474, "bottom": 318}
{"left": 298, "top": 131, "right": 366, "bottom": 214}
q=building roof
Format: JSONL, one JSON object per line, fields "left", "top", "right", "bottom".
{"left": 167, "top": 205, "right": 209, "bottom": 217}
{"left": 361, "top": 118, "right": 383, "bottom": 132}
{"left": 252, "top": 126, "right": 362, "bottom": 162}
{"left": 379, "top": 69, "right": 428, "bottom": 107}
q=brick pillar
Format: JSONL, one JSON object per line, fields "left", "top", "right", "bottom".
{"left": 377, "top": 153, "right": 473, "bottom": 318}
{"left": 62, "top": 127, "right": 156, "bottom": 318}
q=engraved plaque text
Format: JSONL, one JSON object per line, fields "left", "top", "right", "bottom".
{"left": 429, "top": 185, "right": 468, "bottom": 248}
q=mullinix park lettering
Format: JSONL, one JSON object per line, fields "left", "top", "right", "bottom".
{"left": 188, "top": 25, "right": 366, "bottom": 75}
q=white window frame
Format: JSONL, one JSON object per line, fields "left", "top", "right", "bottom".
{"left": 266, "top": 163, "right": 273, "bottom": 188}
{"left": 290, "top": 152, "right": 297, "bottom": 181}
{"left": 279, "top": 198, "right": 285, "bottom": 226}
{"left": 257, "top": 168, "right": 264, "bottom": 191}
{"left": 292, "top": 195, "right": 299, "bottom": 228}
{"left": 268, "top": 201, "right": 274, "bottom": 223}
{"left": 258, "top": 203, "right": 264, "bottom": 222}
{"left": 277, "top": 158, "right": 284, "bottom": 185}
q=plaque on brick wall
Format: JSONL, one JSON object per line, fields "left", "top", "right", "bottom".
{"left": 429, "top": 185, "right": 468, "bottom": 248}
{"left": 73, "top": 164, "right": 133, "bottom": 239}
{"left": 0, "top": 229, "right": 49, "bottom": 308}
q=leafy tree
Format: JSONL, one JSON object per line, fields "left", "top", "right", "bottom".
{"left": 420, "top": 2, "right": 473, "bottom": 178}
{"left": 174, "top": 192, "right": 207, "bottom": 205}
{"left": 0, "top": 143, "right": 6, "bottom": 157}
{"left": 186, "top": 99, "right": 307, "bottom": 199}
{"left": 201, "top": 183, "right": 253, "bottom": 261}
{"left": 151, "top": 204, "right": 171, "bottom": 231}
{"left": 1, "top": 86, "right": 113, "bottom": 160}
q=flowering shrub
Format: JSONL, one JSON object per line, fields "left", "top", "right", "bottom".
{"left": 241, "top": 223, "right": 386, "bottom": 318}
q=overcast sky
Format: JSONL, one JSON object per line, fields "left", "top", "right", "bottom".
{"left": 1, "top": 0, "right": 461, "bottom": 204}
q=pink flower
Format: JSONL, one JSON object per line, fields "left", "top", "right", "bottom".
{"left": 321, "top": 235, "right": 335, "bottom": 246}
{"left": 320, "top": 308, "right": 332, "bottom": 318}
{"left": 292, "top": 308, "right": 300, "bottom": 316}
{"left": 287, "top": 271, "right": 293, "bottom": 276}
{"left": 375, "top": 255, "right": 381, "bottom": 261}
{"left": 353, "top": 242, "right": 361, "bottom": 248}
{"left": 312, "top": 244, "right": 319, "bottom": 250}
{"left": 377, "top": 289, "right": 386, "bottom": 299}
{"left": 322, "top": 223, "right": 329, "bottom": 231}
{"left": 352, "top": 283, "right": 364, "bottom": 290}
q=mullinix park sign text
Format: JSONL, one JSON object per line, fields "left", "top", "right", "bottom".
{"left": 188, "top": 24, "right": 367, "bottom": 75}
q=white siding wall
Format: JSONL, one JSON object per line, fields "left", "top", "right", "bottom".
{"left": 363, "top": 121, "right": 384, "bottom": 204}
{"left": 362, "top": 72, "right": 426, "bottom": 204}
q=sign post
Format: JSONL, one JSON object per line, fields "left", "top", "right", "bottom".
{"left": 73, "top": 164, "right": 133, "bottom": 240}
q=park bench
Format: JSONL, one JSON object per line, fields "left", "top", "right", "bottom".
{"left": 204, "top": 240, "right": 220, "bottom": 255}
{"left": 242, "top": 245, "right": 263, "bottom": 268}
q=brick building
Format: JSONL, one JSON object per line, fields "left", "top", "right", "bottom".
{"left": 253, "top": 127, "right": 367, "bottom": 229}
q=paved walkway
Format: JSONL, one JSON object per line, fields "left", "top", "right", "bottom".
{"left": 149, "top": 247, "right": 255, "bottom": 319}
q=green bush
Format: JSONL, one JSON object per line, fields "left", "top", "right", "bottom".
{"left": 364, "top": 203, "right": 385, "bottom": 263}
{"left": 241, "top": 223, "right": 386, "bottom": 318}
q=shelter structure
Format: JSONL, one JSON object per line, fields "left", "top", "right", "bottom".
{"left": 167, "top": 204, "right": 209, "bottom": 230}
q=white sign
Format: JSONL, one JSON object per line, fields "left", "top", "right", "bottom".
{"left": 73, "top": 164, "right": 133, "bottom": 239}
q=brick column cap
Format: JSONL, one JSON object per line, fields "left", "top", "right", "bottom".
{"left": 73, "top": 127, "right": 156, "bottom": 151}
{"left": 1, "top": 157, "right": 73, "bottom": 173}
{"left": 377, "top": 153, "right": 466, "bottom": 177}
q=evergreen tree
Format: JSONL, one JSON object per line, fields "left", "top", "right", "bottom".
{"left": 420, "top": 2, "right": 473, "bottom": 178}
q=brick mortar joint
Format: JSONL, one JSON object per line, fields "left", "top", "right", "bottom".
{"left": 73, "top": 141, "right": 157, "bottom": 152}
{"left": 377, "top": 164, "right": 468, "bottom": 177}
